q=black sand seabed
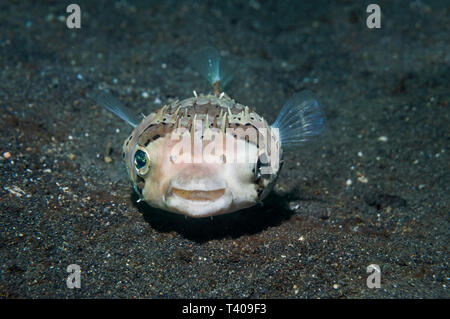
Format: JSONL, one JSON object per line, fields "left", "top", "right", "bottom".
{"left": 0, "top": 0, "right": 448, "bottom": 298}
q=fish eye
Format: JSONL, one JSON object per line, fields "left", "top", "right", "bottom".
{"left": 134, "top": 149, "right": 149, "bottom": 175}
{"left": 254, "top": 153, "right": 269, "bottom": 180}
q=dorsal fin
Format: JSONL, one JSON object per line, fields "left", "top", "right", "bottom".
{"left": 190, "top": 47, "right": 235, "bottom": 95}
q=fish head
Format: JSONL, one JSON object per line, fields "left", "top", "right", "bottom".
{"left": 122, "top": 95, "right": 282, "bottom": 218}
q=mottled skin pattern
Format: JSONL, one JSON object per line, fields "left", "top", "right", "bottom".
{"left": 122, "top": 93, "right": 282, "bottom": 217}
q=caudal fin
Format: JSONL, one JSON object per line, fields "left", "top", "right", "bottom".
{"left": 271, "top": 91, "right": 325, "bottom": 148}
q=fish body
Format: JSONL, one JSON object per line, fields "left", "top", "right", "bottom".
{"left": 97, "top": 47, "right": 324, "bottom": 218}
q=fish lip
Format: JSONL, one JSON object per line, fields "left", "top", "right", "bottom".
{"left": 169, "top": 178, "right": 227, "bottom": 192}
{"left": 165, "top": 185, "right": 227, "bottom": 204}
{"left": 164, "top": 182, "right": 233, "bottom": 217}
{"left": 170, "top": 187, "right": 226, "bottom": 202}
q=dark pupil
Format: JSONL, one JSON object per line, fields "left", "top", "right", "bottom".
{"left": 255, "top": 153, "right": 269, "bottom": 177}
{"left": 134, "top": 150, "right": 147, "bottom": 169}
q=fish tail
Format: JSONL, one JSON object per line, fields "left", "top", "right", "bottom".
{"left": 271, "top": 91, "right": 325, "bottom": 149}
{"left": 191, "top": 47, "right": 234, "bottom": 95}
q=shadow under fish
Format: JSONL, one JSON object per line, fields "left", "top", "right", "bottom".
{"left": 133, "top": 191, "right": 298, "bottom": 242}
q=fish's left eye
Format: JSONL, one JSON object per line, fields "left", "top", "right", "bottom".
{"left": 254, "top": 153, "right": 270, "bottom": 180}
{"left": 134, "top": 149, "right": 149, "bottom": 175}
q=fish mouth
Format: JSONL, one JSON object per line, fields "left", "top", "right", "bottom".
{"left": 164, "top": 181, "right": 232, "bottom": 217}
{"left": 171, "top": 187, "right": 226, "bottom": 202}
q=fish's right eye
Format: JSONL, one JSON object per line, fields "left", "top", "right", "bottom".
{"left": 135, "top": 150, "right": 147, "bottom": 168}
{"left": 134, "top": 149, "right": 150, "bottom": 175}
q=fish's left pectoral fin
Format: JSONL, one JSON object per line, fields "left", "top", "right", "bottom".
{"left": 271, "top": 90, "right": 325, "bottom": 149}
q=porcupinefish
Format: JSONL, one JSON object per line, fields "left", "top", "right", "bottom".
{"left": 96, "top": 47, "right": 324, "bottom": 218}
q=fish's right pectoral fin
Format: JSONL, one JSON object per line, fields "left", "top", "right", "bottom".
{"left": 95, "top": 92, "right": 140, "bottom": 127}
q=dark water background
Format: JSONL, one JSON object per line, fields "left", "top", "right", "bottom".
{"left": 0, "top": 0, "right": 448, "bottom": 298}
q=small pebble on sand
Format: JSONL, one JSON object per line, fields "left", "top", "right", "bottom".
{"left": 357, "top": 176, "right": 368, "bottom": 183}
